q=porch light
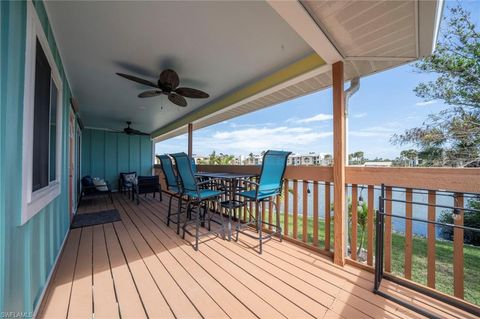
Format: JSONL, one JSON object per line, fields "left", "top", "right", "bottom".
{"left": 452, "top": 207, "right": 462, "bottom": 221}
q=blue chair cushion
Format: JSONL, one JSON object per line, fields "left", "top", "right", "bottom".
{"left": 238, "top": 189, "right": 278, "bottom": 200}
{"left": 170, "top": 185, "right": 180, "bottom": 194}
{"left": 184, "top": 189, "right": 223, "bottom": 200}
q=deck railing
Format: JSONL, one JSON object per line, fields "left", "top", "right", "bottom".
{"left": 153, "top": 164, "right": 480, "bottom": 310}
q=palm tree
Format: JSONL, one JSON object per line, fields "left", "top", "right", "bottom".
{"left": 331, "top": 197, "right": 372, "bottom": 258}
{"left": 217, "top": 155, "right": 235, "bottom": 165}
{"left": 355, "top": 151, "right": 365, "bottom": 164}
{"left": 208, "top": 150, "right": 218, "bottom": 165}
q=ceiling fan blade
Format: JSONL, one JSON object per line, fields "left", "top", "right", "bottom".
{"left": 131, "top": 129, "right": 150, "bottom": 136}
{"left": 175, "top": 87, "right": 209, "bottom": 98}
{"left": 168, "top": 93, "right": 187, "bottom": 107}
{"left": 116, "top": 73, "right": 158, "bottom": 88}
{"left": 138, "top": 90, "right": 162, "bottom": 98}
{"left": 159, "top": 69, "right": 180, "bottom": 90}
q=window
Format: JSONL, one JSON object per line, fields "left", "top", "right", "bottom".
{"left": 21, "top": 2, "right": 63, "bottom": 224}
{"left": 32, "top": 39, "right": 58, "bottom": 191}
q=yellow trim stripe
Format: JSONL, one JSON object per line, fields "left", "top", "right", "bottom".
{"left": 151, "top": 53, "right": 325, "bottom": 139}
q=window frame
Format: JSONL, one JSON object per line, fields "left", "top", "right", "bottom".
{"left": 21, "top": 1, "right": 63, "bottom": 225}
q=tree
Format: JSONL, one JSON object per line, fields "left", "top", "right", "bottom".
{"left": 217, "top": 153, "right": 235, "bottom": 165}
{"left": 208, "top": 150, "right": 218, "bottom": 165}
{"left": 392, "top": 5, "right": 480, "bottom": 167}
{"left": 355, "top": 151, "right": 365, "bottom": 164}
{"left": 438, "top": 197, "right": 480, "bottom": 246}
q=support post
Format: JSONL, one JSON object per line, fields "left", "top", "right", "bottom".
{"left": 187, "top": 123, "right": 193, "bottom": 157}
{"left": 333, "top": 61, "right": 346, "bottom": 266}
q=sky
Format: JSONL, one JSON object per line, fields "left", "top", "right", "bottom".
{"left": 156, "top": 1, "right": 479, "bottom": 160}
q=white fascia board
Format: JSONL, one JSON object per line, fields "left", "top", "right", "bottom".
{"left": 267, "top": 0, "right": 343, "bottom": 64}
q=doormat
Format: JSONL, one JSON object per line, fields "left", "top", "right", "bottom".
{"left": 70, "top": 209, "right": 121, "bottom": 229}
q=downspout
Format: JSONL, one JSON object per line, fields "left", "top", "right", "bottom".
{"left": 343, "top": 77, "right": 360, "bottom": 259}
{"left": 344, "top": 77, "right": 360, "bottom": 166}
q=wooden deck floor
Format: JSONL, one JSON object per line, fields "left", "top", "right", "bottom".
{"left": 37, "top": 193, "right": 474, "bottom": 319}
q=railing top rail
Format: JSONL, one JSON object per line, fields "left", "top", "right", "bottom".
{"left": 155, "top": 165, "right": 480, "bottom": 194}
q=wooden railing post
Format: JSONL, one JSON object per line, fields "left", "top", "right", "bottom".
{"left": 187, "top": 123, "right": 193, "bottom": 157}
{"left": 283, "top": 180, "right": 289, "bottom": 236}
{"left": 427, "top": 190, "right": 436, "bottom": 288}
{"left": 325, "top": 182, "right": 331, "bottom": 251}
{"left": 313, "top": 181, "right": 319, "bottom": 247}
{"left": 333, "top": 61, "right": 346, "bottom": 266}
{"left": 292, "top": 180, "right": 299, "bottom": 239}
{"left": 453, "top": 193, "right": 464, "bottom": 299}
{"left": 385, "top": 186, "right": 393, "bottom": 273}
{"left": 367, "top": 185, "right": 374, "bottom": 266}
{"left": 405, "top": 188, "right": 413, "bottom": 280}
{"left": 302, "top": 181, "right": 309, "bottom": 243}
{"left": 351, "top": 184, "right": 358, "bottom": 260}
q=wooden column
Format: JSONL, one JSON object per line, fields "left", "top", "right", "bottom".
{"left": 333, "top": 61, "right": 346, "bottom": 266}
{"left": 187, "top": 123, "right": 193, "bottom": 157}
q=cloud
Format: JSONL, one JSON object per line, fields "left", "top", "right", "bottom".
{"left": 415, "top": 100, "right": 437, "bottom": 106}
{"left": 287, "top": 113, "right": 333, "bottom": 124}
{"left": 229, "top": 122, "right": 275, "bottom": 128}
{"left": 188, "top": 126, "right": 332, "bottom": 155}
{"left": 352, "top": 112, "right": 367, "bottom": 118}
{"left": 349, "top": 122, "right": 401, "bottom": 138}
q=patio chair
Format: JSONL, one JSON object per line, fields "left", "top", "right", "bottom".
{"left": 81, "top": 175, "right": 113, "bottom": 203}
{"left": 134, "top": 175, "right": 162, "bottom": 205}
{"left": 190, "top": 158, "right": 198, "bottom": 173}
{"left": 171, "top": 152, "right": 226, "bottom": 250}
{"left": 119, "top": 171, "right": 136, "bottom": 199}
{"left": 158, "top": 154, "right": 184, "bottom": 233}
{"left": 235, "top": 150, "right": 291, "bottom": 253}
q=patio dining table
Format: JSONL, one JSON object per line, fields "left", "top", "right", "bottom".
{"left": 195, "top": 171, "right": 258, "bottom": 240}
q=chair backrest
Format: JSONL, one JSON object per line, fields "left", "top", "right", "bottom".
{"left": 137, "top": 175, "right": 160, "bottom": 194}
{"left": 190, "top": 158, "right": 198, "bottom": 173}
{"left": 171, "top": 152, "right": 197, "bottom": 194}
{"left": 120, "top": 172, "right": 137, "bottom": 183}
{"left": 82, "top": 175, "right": 94, "bottom": 187}
{"left": 258, "top": 150, "right": 291, "bottom": 195}
{"left": 158, "top": 155, "right": 178, "bottom": 190}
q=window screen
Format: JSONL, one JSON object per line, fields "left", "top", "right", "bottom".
{"left": 32, "top": 39, "right": 52, "bottom": 192}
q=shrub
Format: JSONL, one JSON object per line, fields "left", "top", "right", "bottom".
{"left": 438, "top": 198, "right": 480, "bottom": 246}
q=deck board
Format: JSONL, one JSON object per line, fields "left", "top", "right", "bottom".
{"left": 37, "top": 194, "right": 474, "bottom": 319}
{"left": 118, "top": 196, "right": 256, "bottom": 318}
{"left": 68, "top": 226, "right": 93, "bottom": 318}
{"left": 136, "top": 197, "right": 285, "bottom": 318}
{"left": 92, "top": 224, "right": 120, "bottom": 319}
{"left": 103, "top": 222, "right": 147, "bottom": 318}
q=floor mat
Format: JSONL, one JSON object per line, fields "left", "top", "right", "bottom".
{"left": 70, "top": 209, "right": 121, "bottom": 229}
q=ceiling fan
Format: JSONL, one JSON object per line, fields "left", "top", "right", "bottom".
{"left": 117, "top": 121, "right": 149, "bottom": 136}
{"left": 116, "top": 69, "right": 209, "bottom": 107}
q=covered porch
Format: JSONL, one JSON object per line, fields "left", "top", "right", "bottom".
{"left": 38, "top": 193, "right": 474, "bottom": 319}
{"left": 2, "top": 0, "right": 479, "bottom": 318}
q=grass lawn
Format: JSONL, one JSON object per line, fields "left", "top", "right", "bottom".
{"left": 272, "top": 212, "right": 480, "bottom": 306}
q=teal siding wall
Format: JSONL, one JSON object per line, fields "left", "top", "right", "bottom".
{"left": 0, "top": 1, "right": 72, "bottom": 314}
{"left": 82, "top": 129, "right": 153, "bottom": 189}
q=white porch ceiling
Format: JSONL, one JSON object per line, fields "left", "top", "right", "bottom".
{"left": 45, "top": 0, "right": 442, "bottom": 141}
{"left": 171, "top": 0, "right": 442, "bottom": 142}
{"left": 44, "top": 1, "right": 313, "bottom": 134}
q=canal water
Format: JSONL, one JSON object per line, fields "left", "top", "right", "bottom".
{"left": 285, "top": 181, "right": 464, "bottom": 238}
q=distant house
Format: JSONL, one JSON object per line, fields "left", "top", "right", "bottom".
{"left": 244, "top": 154, "right": 263, "bottom": 165}
{"left": 287, "top": 153, "right": 329, "bottom": 166}
{"left": 364, "top": 161, "right": 393, "bottom": 167}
